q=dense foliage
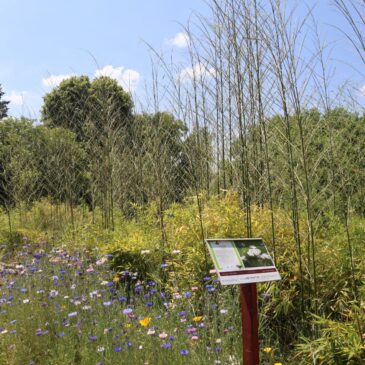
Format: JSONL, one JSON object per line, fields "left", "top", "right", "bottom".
{"left": 1, "top": 0, "right": 365, "bottom": 363}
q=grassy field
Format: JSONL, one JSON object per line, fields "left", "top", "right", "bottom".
{"left": 0, "top": 195, "right": 363, "bottom": 364}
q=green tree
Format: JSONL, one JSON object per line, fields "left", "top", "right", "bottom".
{"left": 41, "top": 76, "right": 91, "bottom": 141}
{"left": 0, "top": 85, "right": 10, "bottom": 119}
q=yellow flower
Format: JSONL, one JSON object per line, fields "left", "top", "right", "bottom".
{"left": 125, "top": 323, "right": 131, "bottom": 328}
{"left": 192, "top": 316, "right": 203, "bottom": 322}
{"left": 139, "top": 317, "right": 151, "bottom": 327}
{"left": 113, "top": 276, "right": 120, "bottom": 283}
{"left": 263, "top": 347, "right": 272, "bottom": 353}
{"left": 274, "top": 363, "right": 282, "bottom": 365}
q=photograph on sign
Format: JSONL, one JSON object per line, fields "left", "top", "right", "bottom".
{"left": 206, "top": 238, "right": 280, "bottom": 285}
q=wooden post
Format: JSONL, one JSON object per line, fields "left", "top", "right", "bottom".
{"left": 240, "top": 283, "right": 259, "bottom": 365}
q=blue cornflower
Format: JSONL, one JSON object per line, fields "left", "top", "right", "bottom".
{"left": 160, "top": 263, "right": 168, "bottom": 268}
{"left": 179, "top": 311, "right": 186, "bottom": 317}
{"left": 119, "top": 297, "right": 127, "bottom": 302}
{"left": 180, "top": 349, "right": 189, "bottom": 355}
{"left": 114, "top": 346, "right": 122, "bottom": 352}
{"left": 161, "top": 343, "right": 171, "bottom": 349}
{"left": 184, "top": 292, "right": 191, "bottom": 298}
{"left": 146, "top": 301, "right": 153, "bottom": 307}
{"left": 89, "top": 335, "right": 97, "bottom": 341}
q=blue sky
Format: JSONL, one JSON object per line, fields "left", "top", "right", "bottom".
{"left": 1, "top": 0, "right": 364, "bottom": 119}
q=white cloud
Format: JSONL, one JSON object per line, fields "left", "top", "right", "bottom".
{"left": 179, "top": 63, "right": 215, "bottom": 82}
{"left": 5, "top": 91, "right": 27, "bottom": 106}
{"left": 94, "top": 65, "right": 140, "bottom": 92}
{"left": 360, "top": 85, "right": 365, "bottom": 96}
{"left": 167, "top": 32, "right": 190, "bottom": 48}
{"left": 42, "top": 74, "right": 74, "bottom": 88}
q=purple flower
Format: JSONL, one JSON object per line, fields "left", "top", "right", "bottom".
{"left": 184, "top": 292, "right": 191, "bottom": 298}
{"left": 146, "top": 301, "right": 153, "bottom": 307}
{"left": 161, "top": 343, "right": 171, "bottom": 349}
{"left": 114, "top": 346, "right": 122, "bottom": 352}
{"left": 103, "top": 301, "right": 112, "bottom": 306}
{"left": 160, "top": 263, "right": 168, "bottom": 268}
{"left": 180, "top": 349, "right": 189, "bottom": 356}
{"left": 122, "top": 308, "right": 133, "bottom": 315}
{"left": 119, "top": 297, "right": 127, "bottom": 302}
{"left": 89, "top": 335, "right": 97, "bottom": 341}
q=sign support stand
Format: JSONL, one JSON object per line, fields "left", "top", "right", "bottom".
{"left": 205, "top": 238, "right": 280, "bottom": 365}
{"left": 240, "top": 283, "right": 259, "bottom": 365}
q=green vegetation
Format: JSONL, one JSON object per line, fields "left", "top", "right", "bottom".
{"left": 1, "top": 0, "right": 365, "bottom": 363}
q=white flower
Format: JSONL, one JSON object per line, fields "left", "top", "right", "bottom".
{"left": 97, "top": 346, "right": 105, "bottom": 352}
{"left": 23, "top": 299, "right": 30, "bottom": 304}
{"left": 172, "top": 250, "right": 181, "bottom": 254}
{"left": 96, "top": 257, "right": 107, "bottom": 265}
{"left": 247, "top": 248, "right": 261, "bottom": 257}
{"left": 49, "top": 290, "right": 59, "bottom": 298}
{"left": 141, "top": 250, "right": 150, "bottom": 254}
{"left": 90, "top": 290, "right": 98, "bottom": 298}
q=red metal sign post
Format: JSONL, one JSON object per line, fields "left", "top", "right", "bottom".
{"left": 240, "top": 283, "right": 259, "bottom": 365}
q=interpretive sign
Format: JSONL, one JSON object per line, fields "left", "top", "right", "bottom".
{"left": 206, "top": 238, "right": 280, "bottom": 285}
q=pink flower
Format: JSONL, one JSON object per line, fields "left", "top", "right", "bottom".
{"left": 159, "top": 332, "right": 168, "bottom": 339}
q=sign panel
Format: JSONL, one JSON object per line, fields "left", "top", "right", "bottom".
{"left": 206, "top": 238, "right": 280, "bottom": 285}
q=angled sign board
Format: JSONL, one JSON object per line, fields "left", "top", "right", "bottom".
{"left": 206, "top": 238, "right": 281, "bottom": 285}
